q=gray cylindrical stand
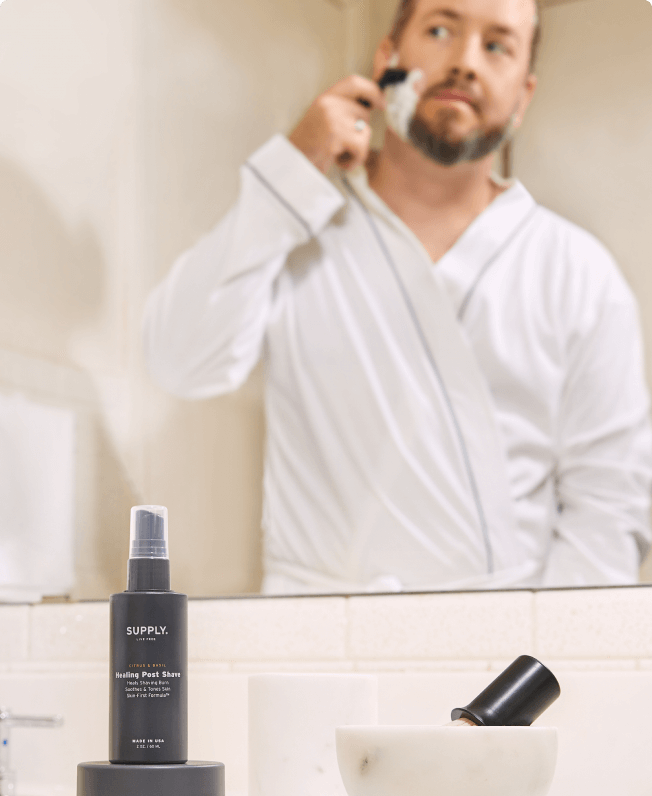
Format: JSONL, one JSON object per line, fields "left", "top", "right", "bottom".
{"left": 77, "top": 761, "right": 224, "bottom": 796}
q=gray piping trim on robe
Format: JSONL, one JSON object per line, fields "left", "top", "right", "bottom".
{"left": 457, "top": 204, "right": 540, "bottom": 321}
{"left": 342, "top": 176, "right": 495, "bottom": 575}
{"left": 244, "top": 161, "right": 313, "bottom": 238}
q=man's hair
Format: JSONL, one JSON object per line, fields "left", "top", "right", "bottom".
{"left": 389, "top": 0, "right": 541, "bottom": 73}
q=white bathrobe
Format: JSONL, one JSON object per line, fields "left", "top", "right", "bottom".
{"left": 143, "top": 134, "right": 652, "bottom": 593}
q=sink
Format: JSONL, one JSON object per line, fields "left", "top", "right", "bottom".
{"left": 336, "top": 725, "right": 557, "bottom": 796}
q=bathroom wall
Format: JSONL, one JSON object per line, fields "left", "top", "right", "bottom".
{"left": 0, "top": 0, "right": 354, "bottom": 598}
{"left": 514, "top": 0, "right": 652, "bottom": 386}
{"left": 3, "top": 586, "right": 652, "bottom": 796}
{"left": 0, "top": 0, "right": 141, "bottom": 599}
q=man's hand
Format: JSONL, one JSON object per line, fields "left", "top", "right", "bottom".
{"left": 289, "top": 75, "right": 386, "bottom": 174}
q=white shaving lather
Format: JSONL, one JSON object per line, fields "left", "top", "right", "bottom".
{"left": 382, "top": 58, "right": 424, "bottom": 141}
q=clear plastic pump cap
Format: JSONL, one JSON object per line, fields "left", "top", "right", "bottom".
{"left": 129, "top": 505, "right": 168, "bottom": 559}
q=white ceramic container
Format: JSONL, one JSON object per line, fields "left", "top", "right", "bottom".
{"left": 336, "top": 725, "right": 557, "bottom": 796}
{"left": 249, "top": 674, "right": 378, "bottom": 796}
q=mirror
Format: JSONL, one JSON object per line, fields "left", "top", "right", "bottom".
{"left": 0, "top": 0, "right": 651, "bottom": 601}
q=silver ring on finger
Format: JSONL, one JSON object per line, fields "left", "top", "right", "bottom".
{"left": 354, "top": 118, "right": 367, "bottom": 132}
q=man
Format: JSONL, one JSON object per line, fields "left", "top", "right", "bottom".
{"left": 143, "top": 0, "right": 652, "bottom": 593}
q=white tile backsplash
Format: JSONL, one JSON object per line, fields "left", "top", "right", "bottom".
{"left": 354, "top": 659, "right": 491, "bottom": 672}
{"left": 534, "top": 587, "right": 652, "bottom": 659}
{"left": 232, "top": 660, "right": 356, "bottom": 672}
{"left": 0, "top": 604, "right": 29, "bottom": 663}
{"left": 541, "top": 658, "right": 638, "bottom": 671}
{"left": 347, "top": 591, "right": 535, "bottom": 660}
{"left": 189, "top": 597, "right": 348, "bottom": 662}
{"left": 378, "top": 671, "right": 496, "bottom": 725}
{"left": 30, "top": 602, "right": 109, "bottom": 661}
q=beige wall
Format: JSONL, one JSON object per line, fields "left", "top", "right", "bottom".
{"left": 0, "top": 0, "right": 353, "bottom": 598}
{"left": 515, "top": 0, "right": 652, "bottom": 337}
{"left": 0, "top": 0, "right": 141, "bottom": 598}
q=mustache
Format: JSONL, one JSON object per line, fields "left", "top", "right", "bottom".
{"left": 420, "top": 78, "right": 482, "bottom": 114}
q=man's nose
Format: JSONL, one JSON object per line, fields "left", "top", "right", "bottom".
{"left": 448, "top": 35, "right": 482, "bottom": 81}
{"left": 451, "top": 65, "right": 476, "bottom": 81}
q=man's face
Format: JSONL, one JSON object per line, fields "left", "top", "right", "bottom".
{"left": 377, "top": 0, "right": 537, "bottom": 165}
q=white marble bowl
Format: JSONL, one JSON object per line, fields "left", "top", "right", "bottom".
{"left": 336, "top": 725, "right": 557, "bottom": 796}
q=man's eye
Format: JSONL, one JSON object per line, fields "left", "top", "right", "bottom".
{"left": 486, "top": 40, "right": 508, "bottom": 54}
{"left": 428, "top": 25, "right": 450, "bottom": 39}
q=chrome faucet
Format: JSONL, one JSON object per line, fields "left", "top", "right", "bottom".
{"left": 0, "top": 707, "right": 64, "bottom": 796}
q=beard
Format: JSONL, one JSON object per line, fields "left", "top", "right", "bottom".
{"left": 408, "top": 105, "right": 514, "bottom": 167}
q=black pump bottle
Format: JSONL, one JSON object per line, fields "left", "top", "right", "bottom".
{"left": 109, "top": 505, "right": 188, "bottom": 764}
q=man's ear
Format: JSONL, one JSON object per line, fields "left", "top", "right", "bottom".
{"left": 372, "top": 37, "right": 396, "bottom": 81}
{"left": 512, "top": 73, "right": 537, "bottom": 130}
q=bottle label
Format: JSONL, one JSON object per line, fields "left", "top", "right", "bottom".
{"left": 110, "top": 593, "right": 188, "bottom": 764}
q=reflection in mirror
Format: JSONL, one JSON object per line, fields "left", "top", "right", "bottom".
{"left": 0, "top": 0, "right": 651, "bottom": 601}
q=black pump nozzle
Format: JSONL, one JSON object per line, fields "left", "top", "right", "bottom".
{"left": 451, "top": 655, "right": 560, "bottom": 727}
{"left": 127, "top": 505, "right": 171, "bottom": 591}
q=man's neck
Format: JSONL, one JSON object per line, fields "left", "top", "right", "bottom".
{"left": 367, "top": 130, "right": 506, "bottom": 262}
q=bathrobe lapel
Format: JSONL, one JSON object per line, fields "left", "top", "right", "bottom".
{"left": 436, "top": 180, "right": 538, "bottom": 320}
{"left": 343, "top": 170, "right": 536, "bottom": 575}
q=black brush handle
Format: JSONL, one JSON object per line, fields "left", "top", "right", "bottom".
{"left": 451, "top": 655, "right": 560, "bottom": 727}
{"left": 378, "top": 68, "right": 408, "bottom": 90}
{"left": 355, "top": 68, "right": 409, "bottom": 109}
